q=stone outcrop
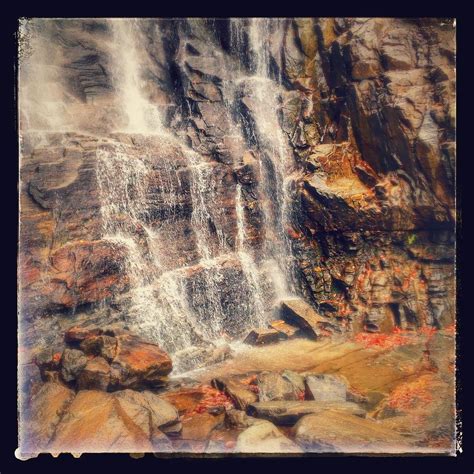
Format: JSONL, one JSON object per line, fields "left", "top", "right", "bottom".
{"left": 36, "top": 326, "right": 172, "bottom": 391}
{"left": 18, "top": 18, "right": 455, "bottom": 455}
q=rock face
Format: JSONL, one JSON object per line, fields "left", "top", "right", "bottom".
{"left": 18, "top": 18, "right": 455, "bottom": 455}
{"left": 19, "top": 18, "right": 455, "bottom": 359}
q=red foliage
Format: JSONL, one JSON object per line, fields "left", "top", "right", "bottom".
{"left": 355, "top": 329, "right": 413, "bottom": 350}
{"left": 184, "top": 385, "right": 234, "bottom": 419}
{"left": 386, "top": 377, "right": 433, "bottom": 411}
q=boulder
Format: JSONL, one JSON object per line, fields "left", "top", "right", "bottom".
{"left": 256, "top": 372, "right": 300, "bottom": 401}
{"left": 246, "top": 400, "right": 366, "bottom": 426}
{"left": 109, "top": 334, "right": 172, "bottom": 389}
{"left": 294, "top": 411, "right": 410, "bottom": 453}
{"left": 21, "top": 382, "right": 75, "bottom": 454}
{"left": 50, "top": 390, "right": 154, "bottom": 452}
{"left": 243, "top": 328, "right": 281, "bottom": 345}
{"left": 304, "top": 374, "right": 348, "bottom": 402}
{"left": 279, "top": 299, "right": 334, "bottom": 339}
{"left": 60, "top": 348, "right": 88, "bottom": 383}
{"left": 211, "top": 377, "right": 257, "bottom": 410}
{"left": 235, "top": 420, "right": 303, "bottom": 453}
{"left": 50, "top": 389, "right": 178, "bottom": 453}
{"left": 77, "top": 357, "right": 111, "bottom": 391}
{"left": 34, "top": 348, "right": 62, "bottom": 381}
{"left": 114, "top": 390, "right": 180, "bottom": 434}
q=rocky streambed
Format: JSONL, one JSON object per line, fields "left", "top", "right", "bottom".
{"left": 19, "top": 314, "right": 455, "bottom": 457}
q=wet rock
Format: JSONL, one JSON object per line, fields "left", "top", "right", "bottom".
{"left": 304, "top": 374, "right": 348, "bottom": 402}
{"left": 256, "top": 372, "right": 300, "bottom": 401}
{"left": 60, "top": 348, "right": 88, "bottom": 383}
{"left": 269, "top": 319, "right": 301, "bottom": 338}
{"left": 65, "top": 326, "right": 104, "bottom": 344}
{"left": 77, "top": 357, "right": 111, "bottom": 391}
{"left": 294, "top": 411, "right": 409, "bottom": 452}
{"left": 109, "top": 334, "right": 172, "bottom": 389}
{"left": 243, "top": 328, "right": 281, "bottom": 345}
{"left": 246, "top": 400, "right": 366, "bottom": 426}
{"left": 211, "top": 377, "right": 258, "bottom": 410}
{"left": 280, "top": 298, "right": 334, "bottom": 339}
{"left": 21, "top": 382, "right": 75, "bottom": 454}
{"left": 48, "top": 240, "right": 129, "bottom": 310}
{"left": 235, "top": 420, "right": 303, "bottom": 453}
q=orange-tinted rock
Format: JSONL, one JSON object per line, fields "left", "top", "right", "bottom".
{"left": 50, "top": 390, "right": 154, "bottom": 453}
{"left": 110, "top": 334, "right": 172, "bottom": 389}
{"left": 48, "top": 240, "right": 129, "bottom": 309}
{"left": 243, "top": 328, "right": 281, "bottom": 346}
{"left": 181, "top": 412, "right": 225, "bottom": 440}
{"left": 65, "top": 326, "right": 104, "bottom": 344}
{"left": 21, "top": 382, "right": 75, "bottom": 455}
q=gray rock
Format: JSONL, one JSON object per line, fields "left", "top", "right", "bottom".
{"left": 60, "top": 348, "right": 88, "bottom": 383}
{"left": 235, "top": 420, "right": 303, "bottom": 453}
{"left": 256, "top": 372, "right": 299, "bottom": 402}
{"left": 305, "top": 374, "right": 348, "bottom": 402}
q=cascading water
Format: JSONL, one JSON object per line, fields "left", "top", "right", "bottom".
{"left": 22, "top": 18, "right": 301, "bottom": 373}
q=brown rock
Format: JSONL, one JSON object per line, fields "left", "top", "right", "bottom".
{"left": 77, "top": 357, "right": 111, "bottom": 391}
{"left": 60, "top": 348, "right": 88, "bottom": 383}
{"left": 50, "top": 390, "right": 154, "bottom": 453}
{"left": 21, "top": 382, "right": 75, "bottom": 454}
{"left": 49, "top": 240, "right": 129, "bottom": 309}
{"left": 80, "top": 335, "right": 118, "bottom": 362}
{"left": 269, "top": 319, "right": 301, "bottom": 338}
{"left": 243, "top": 328, "right": 281, "bottom": 345}
{"left": 181, "top": 412, "right": 225, "bottom": 440}
{"left": 256, "top": 372, "right": 300, "bottom": 402}
{"left": 110, "top": 334, "right": 172, "bottom": 389}
{"left": 65, "top": 326, "right": 104, "bottom": 344}
{"left": 280, "top": 299, "right": 333, "bottom": 339}
{"left": 294, "top": 411, "right": 410, "bottom": 453}
{"left": 211, "top": 377, "right": 257, "bottom": 410}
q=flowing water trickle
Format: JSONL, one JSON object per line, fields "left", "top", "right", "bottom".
{"left": 23, "top": 18, "right": 302, "bottom": 373}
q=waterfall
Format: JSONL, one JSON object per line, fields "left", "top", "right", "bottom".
{"left": 22, "top": 18, "right": 301, "bottom": 373}
{"left": 109, "top": 19, "right": 165, "bottom": 134}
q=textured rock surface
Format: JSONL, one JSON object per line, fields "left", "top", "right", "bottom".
{"left": 19, "top": 18, "right": 455, "bottom": 351}
{"left": 235, "top": 420, "right": 303, "bottom": 453}
{"left": 18, "top": 17, "right": 455, "bottom": 455}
